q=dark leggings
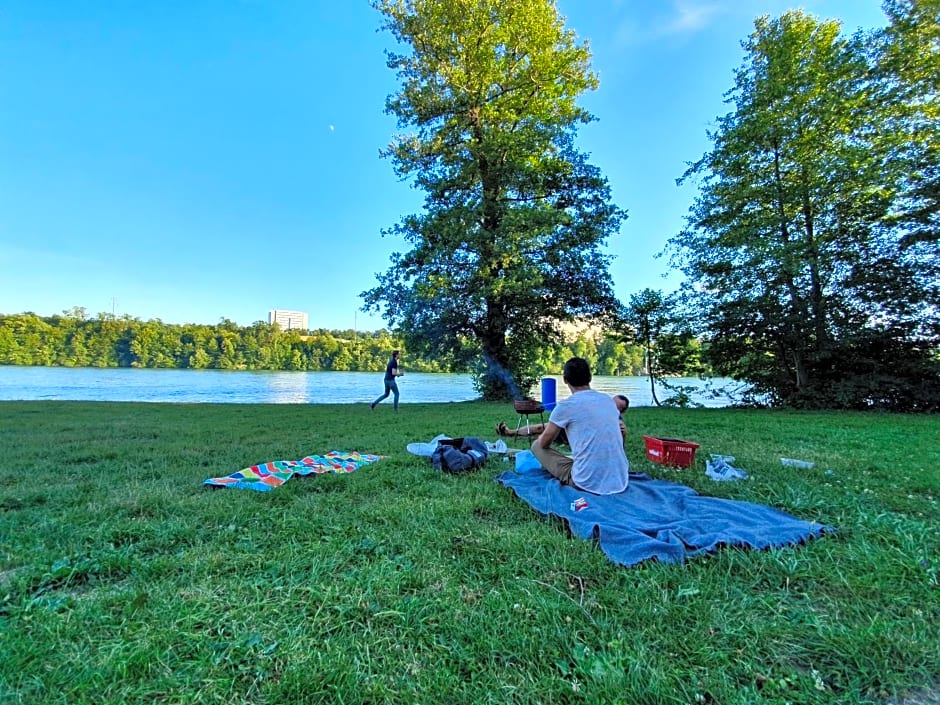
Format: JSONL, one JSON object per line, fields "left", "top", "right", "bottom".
{"left": 373, "top": 380, "right": 400, "bottom": 410}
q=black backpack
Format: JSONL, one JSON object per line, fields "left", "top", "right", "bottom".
{"left": 431, "top": 437, "right": 488, "bottom": 474}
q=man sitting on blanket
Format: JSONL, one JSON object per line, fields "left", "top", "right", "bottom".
{"left": 531, "top": 357, "right": 629, "bottom": 495}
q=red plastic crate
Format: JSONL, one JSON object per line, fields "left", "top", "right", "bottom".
{"left": 642, "top": 435, "right": 701, "bottom": 468}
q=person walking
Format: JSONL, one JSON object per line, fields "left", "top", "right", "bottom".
{"left": 371, "top": 350, "right": 404, "bottom": 411}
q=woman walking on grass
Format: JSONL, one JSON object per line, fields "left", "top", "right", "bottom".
{"left": 371, "top": 350, "right": 404, "bottom": 411}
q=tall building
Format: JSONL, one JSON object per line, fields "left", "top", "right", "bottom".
{"left": 268, "top": 309, "right": 308, "bottom": 331}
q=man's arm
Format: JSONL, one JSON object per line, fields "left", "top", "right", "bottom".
{"left": 535, "top": 421, "right": 563, "bottom": 449}
{"left": 619, "top": 418, "right": 627, "bottom": 443}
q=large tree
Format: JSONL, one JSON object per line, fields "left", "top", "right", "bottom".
{"left": 669, "top": 10, "right": 940, "bottom": 410}
{"left": 362, "top": 0, "right": 625, "bottom": 399}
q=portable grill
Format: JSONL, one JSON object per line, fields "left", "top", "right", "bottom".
{"left": 512, "top": 398, "right": 545, "bottom": 438}
{"left": 513, "top": 399, "right": 544, "bottom": 414}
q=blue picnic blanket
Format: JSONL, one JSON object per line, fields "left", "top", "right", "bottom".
{"left": 496, "top": 453, "right": 832, "bottom": 567}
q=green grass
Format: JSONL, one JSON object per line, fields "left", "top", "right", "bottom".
{"left": 0, "top": 401, "right": 937, "bottom": 705}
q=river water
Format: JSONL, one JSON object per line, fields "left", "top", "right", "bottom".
{"left": 0, "top": 366, "right": 737, "bottom": 407}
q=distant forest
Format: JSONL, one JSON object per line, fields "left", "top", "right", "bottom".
{"left": 0, "top": 310, "right": 697, "bottom": 377}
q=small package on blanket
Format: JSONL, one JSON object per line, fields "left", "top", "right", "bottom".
{"left": 432, "top": 437, "right": 488, "bottom": 474}
{"left": 514, "top": 450, "right": 543, "bottom": 474}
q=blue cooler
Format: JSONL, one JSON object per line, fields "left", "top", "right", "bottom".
{"left": 541, "top": 377, "right": 557, "bottom": 411}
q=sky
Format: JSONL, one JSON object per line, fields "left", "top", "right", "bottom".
{"left": 0, "top": 0, "right": 889, "bottom": 331}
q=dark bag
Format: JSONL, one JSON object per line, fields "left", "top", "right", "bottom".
{"left": 431, "top": 437, "right": 488, "bottom": 474}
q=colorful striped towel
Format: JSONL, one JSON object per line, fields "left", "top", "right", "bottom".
{"left": 204, "top": 451, "right": 382, "bottom": 491}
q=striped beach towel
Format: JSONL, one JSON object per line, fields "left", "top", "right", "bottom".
{"left": 204, "top": 451, "right": 382, "bottom": 491}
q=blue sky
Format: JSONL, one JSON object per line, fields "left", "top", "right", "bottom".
{"left": 0, "top": 0, "right": 887, "bottom": 331}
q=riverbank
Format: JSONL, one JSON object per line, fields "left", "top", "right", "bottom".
{"left": 2, "top": 401, "right": 937, "bottom": 704}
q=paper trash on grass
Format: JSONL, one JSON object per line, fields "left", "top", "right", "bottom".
{"left": 781, "top": 458, "right": 814, "bottom": 469}
{"left": 706, "top": 454, "right": 748, "bottom": 482}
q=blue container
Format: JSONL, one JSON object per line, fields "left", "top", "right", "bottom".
{"left": 541, "top": 377, "right": 557, "bottom": 411}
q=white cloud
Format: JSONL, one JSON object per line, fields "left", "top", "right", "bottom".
{"left": 662, "top": 1, "right": 723, "bottom": 35}
{"left": 609, "top": 1, "right": 727, "bottom": 48}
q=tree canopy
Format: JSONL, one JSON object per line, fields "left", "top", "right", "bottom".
{"left": 879, "top": 0, "right": 940, "bottom": 251}
{"left": 362, "top": 0, "right": 625, "bottom": 399}
{"left": 668, "top": 7, "right": 940, "bottom": 410}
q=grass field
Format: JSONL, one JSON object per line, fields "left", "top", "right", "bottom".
{"left": 0, "top": 400, "right": 937, "bottom": 705}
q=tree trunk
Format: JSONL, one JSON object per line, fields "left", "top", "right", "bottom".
{"left": 800, "top": 166, "right": 828, "bottom": 349}
{"left": 645, "top": 342, "right": 661, "bottom": 406}
{"left": 772, "top": 139, "right": 810, "bottom": 392}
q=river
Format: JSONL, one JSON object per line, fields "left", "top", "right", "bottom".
{"left": 0, "top": 366, "right": 738, "bottom": 407}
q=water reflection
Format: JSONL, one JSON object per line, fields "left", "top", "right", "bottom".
{"left": 542, "top": 375, "right": 740, "bottom": 408}
{"left": 259, "top": 372, "right": 315, "bottom": 404}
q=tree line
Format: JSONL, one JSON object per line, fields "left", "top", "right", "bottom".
{"left": 0, "top": 309, "right": 701, "bottom": 379}
{"left": 364, "top": 0, "right": 938, "bottom": 411}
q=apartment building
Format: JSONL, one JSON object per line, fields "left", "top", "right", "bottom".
{"left": 268, "top": 309, "right": 309, "bottom": 331}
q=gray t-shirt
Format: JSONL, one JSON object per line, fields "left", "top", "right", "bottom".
{"left": 549, "top": 388, "right": 630, "bottom": 494}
